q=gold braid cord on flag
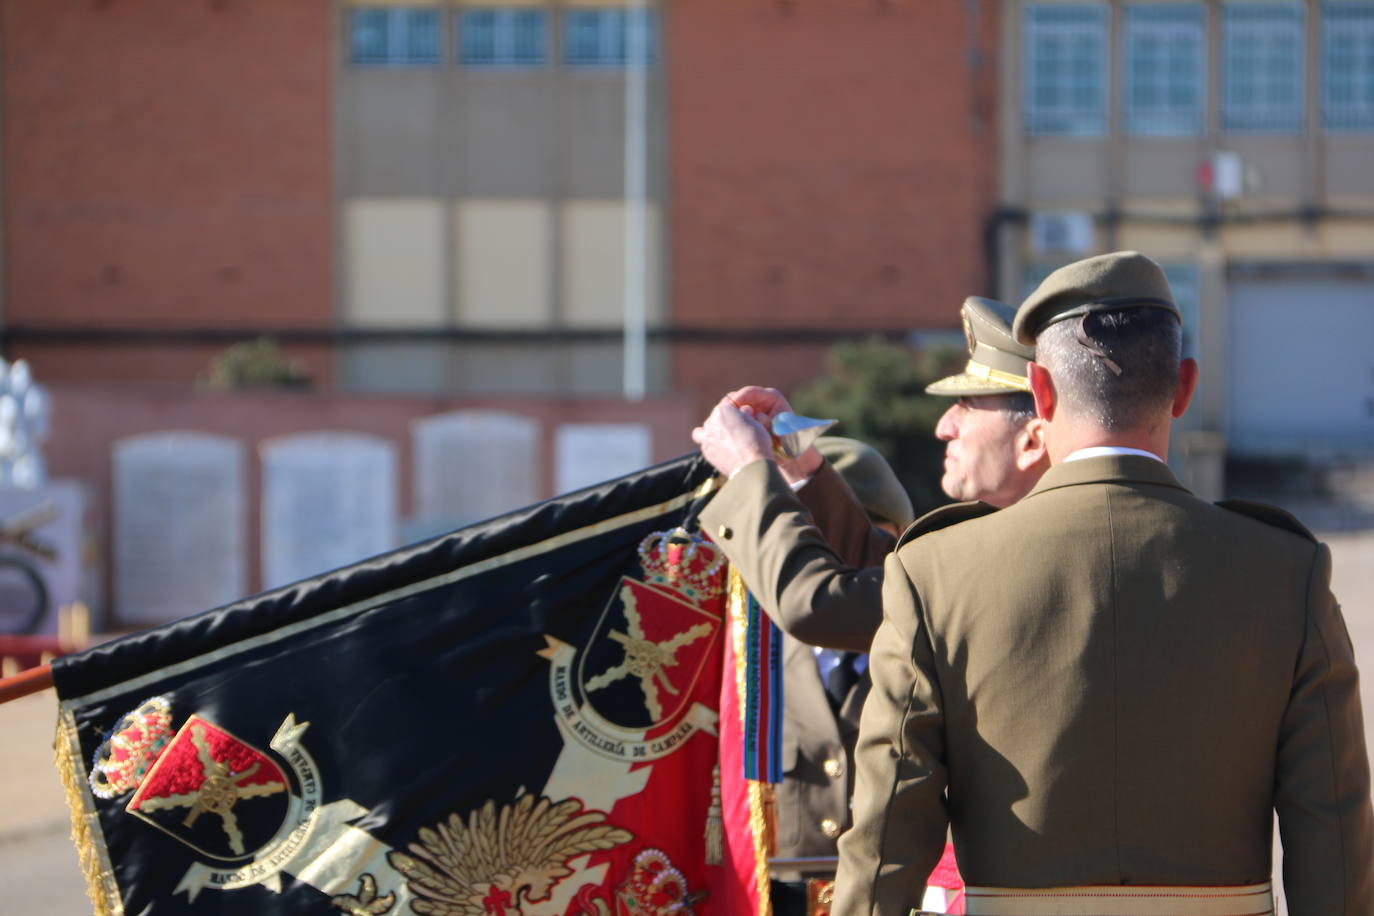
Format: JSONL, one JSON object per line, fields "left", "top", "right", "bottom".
{"left": 728, "top": 568, "right": 774, "bottom": 916}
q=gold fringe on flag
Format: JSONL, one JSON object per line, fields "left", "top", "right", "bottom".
{"left": 54, "top": 706, "right": 126, "bottom": 916}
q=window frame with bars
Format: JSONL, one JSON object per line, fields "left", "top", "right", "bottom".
{"left": 1023, "top": 4, "right": 1110, "bottom": 137}
{"left": 349, "top": 7, "right": 444, "bottom": 68}
{"left": 458, "top": 7, "right": 549, "bottom": 68}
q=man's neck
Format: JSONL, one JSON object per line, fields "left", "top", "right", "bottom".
{"left": 1046, "top": 422, "right": 1170, "bottom": 466}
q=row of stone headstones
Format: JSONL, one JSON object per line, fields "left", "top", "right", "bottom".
{"left": 112, "top": 412, "right": 652, "bottom": 624}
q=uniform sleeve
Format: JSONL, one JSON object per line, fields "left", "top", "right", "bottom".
{"left": 1275, "top": 542, "right": 1374, "bottom": 916}
{"left": 698, "top": 459, "right": 883, "bottom": 652}
{"left": 831, "top": 550, "right": 947, "bottom": 916}
{"left": 796, "top": 460, "right": 898, "bottom": 568}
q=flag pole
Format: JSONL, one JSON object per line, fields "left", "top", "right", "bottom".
{"left": 0, "top": 663, "right": 53, "bottom": 704}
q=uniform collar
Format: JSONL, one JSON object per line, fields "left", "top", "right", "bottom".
{"left": 1025, "top": 453, "right": 1189, "bottom": 500}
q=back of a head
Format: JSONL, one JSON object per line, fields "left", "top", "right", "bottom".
{"left": 1015, "top": 252, "right": 1183, "bottom": 432}
{"left": 816, "top": 436, "right": 915, "bottom": 530}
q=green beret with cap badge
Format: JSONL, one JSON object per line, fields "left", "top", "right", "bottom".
{"left": 1012, "top": 251, "right": 1181, "bottom": 346}
{"left": 815, "top": 436, "right": 915, "bottom": 531}
{"left": 925, "top": 297, "right": 1034, "bottom": 396}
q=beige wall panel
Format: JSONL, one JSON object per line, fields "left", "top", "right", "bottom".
{"left": 337, "top": 74, "right": 447, "bottom": 196}
{"left": 1316, "top": 222, "right": 1374, "bottom": 255}
{"left": 344, "top": 199, "right": 446, "bottom": 327}
{"left": 1223, "top": 138, "right": 1306, "bottom": 199}
{"left": 1027, "top": 140, "right": 1109, "bottom": 203}
{"left": 1325, "top": 139, "right": 1374, "bottom": 196}
{"left": 456, "top": 83, "right": 554, "bottom": 197}
{"left": 457, "top": 199, "right": 552, "bottom": 327}
{"left": 1117, "top": 223, "right": 1203, "bottom": 259}
{"left": 1220, "top": 222, "right": 1318, "bottom": 258}
{"left": 561, "top": 200, "right": 661, "bottom": 327}
{"left": 1123, "top": 141, "right": 1209, "bottom": 198}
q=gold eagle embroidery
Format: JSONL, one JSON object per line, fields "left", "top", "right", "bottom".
{"left": 331, "top": 873, "right": 397, "bottom": 915}
{"left": 387, "top": 793, "right": 632, "bottom": 916}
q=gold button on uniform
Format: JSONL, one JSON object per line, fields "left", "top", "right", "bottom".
{"left": 716, "top": 524, "right": 733, "bottom": 540}
{"left": 823, "top": 758, "right": 844, "bottom": 779}
{"left": 820, "top": 818, "right": 841, "bottom": 839}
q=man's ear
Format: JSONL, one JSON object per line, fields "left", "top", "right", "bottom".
{"left": 1028, "top": 362, "right": 1056, "bottom": 422}
{"left": 1015, "top": 417, "right": 1049, "bottom": 471}
{"left": 1172, "top": 357, "right": 1199, "bottom": 418}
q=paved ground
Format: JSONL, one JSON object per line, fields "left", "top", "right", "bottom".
{"left": 3, "top": 531, "right": 1373, "bottom": 914}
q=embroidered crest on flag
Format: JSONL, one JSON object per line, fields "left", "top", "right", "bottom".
{"left": 539, "top": 528, "right": 724, "bottom": 763}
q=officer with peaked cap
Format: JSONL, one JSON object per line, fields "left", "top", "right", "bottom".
{"left": 693, "top": 296, "right": 1048, "bottom": 651}
{"left": 690, "top": 298, "right": 1050, "bottom": 914}
{"left": 833, "top": 252, "right": 1373, "bottom": 916}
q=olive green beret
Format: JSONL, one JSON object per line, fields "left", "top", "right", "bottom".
{"left": 1013, "top": 251, "right": 1181, "bottom": 345}
{"left": 926, "top": 297, "right": 1033, "bottom": 396}
{"left": 815, "top": 436, "right": 915, "bottom": 530}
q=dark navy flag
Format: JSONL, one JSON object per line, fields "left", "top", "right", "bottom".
{"left": 52, "top": 455, "right": 755, "bottom": 916}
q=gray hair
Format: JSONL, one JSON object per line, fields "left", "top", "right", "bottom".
{"left": 965, "top": 391, "right": 1037, "bottom": 425}
{"left": 1034, "top": 309, "right": 1181, "bottom": 432}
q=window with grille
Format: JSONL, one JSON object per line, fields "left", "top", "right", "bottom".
{"left": 350, "top": 8, "right": 443, "bottom": 67}
{"left": 459, "top": 8, "right": 548, "bottom": 67}
{"left": 1222, "top": 3, "right": 1305, "bottom": 132}
{"left": 564, "top": 8, "right": 657, "bottom": 68}
{"left": 1124, "top": 4, "right": 1205, "bottom": 136}
{"left": 1323, "top": 2, "right": 1374, "bottom": 130}
{"left": 1024, "top": 4, "right": 1108, "bottom": 136}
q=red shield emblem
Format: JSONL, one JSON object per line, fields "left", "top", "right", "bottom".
{"left": 126, "top": 715, "right": 291, "bottom": 861}
{"left": 576, "top": 577, "right": 722, "bottom": 732}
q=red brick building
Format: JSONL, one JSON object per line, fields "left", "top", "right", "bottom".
{"left": 0, "top": 1, "right": 998, "bottom": 626}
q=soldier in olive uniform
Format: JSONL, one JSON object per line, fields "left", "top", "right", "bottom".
{"left": 692, "top": 298, "right": 1050, "bottom": 914}
{"left": 834, "top": 252, "right": 1373, "bottom": 916}
{"left": 760, "top": 437, "right": 913, "bottom": 916}
{"left": 694, "top": 297, "right": 1049, "bottom": 652}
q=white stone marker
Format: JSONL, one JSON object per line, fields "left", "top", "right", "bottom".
{"left": 261, "top": 432, "right": 397, "bottom": 590}
{"left": 114, "top": 432, "right": 245, "bottom": 625}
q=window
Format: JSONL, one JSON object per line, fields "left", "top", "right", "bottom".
{"left": 1323, "top": 3, "right": 1374, "bottom": 130}
{"left": 1222, "top": 3, "right": 1305, "bottom": 132}
{"left": 459, "top": 8, "right": 548, "bottom": 67}
{"left": 1161, "top": 264, "right": 1200, "bottom": 359}
{"left": 350, "top": 8, "right": 443, "bottom": 67}
{"left": 1024, "top": 5, "right": 1108, "bottom": 136}
{"left": 564, "top": 8, "right": 657, "bottom": 67}
{"left": 1124, "top": 4, "right": 1205, "bottom": 135}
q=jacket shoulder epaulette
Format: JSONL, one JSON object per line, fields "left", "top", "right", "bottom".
{"left": 894, "top": 501, "right": 998, "bottom": 549}
{"left": 1214, "top": 498, "right": 1316, "bottom": 543}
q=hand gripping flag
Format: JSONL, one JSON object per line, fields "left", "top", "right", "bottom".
{"left": 51, "top": 454, "right": 777, "bottom": 916}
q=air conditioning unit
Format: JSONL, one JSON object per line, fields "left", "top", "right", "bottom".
{"left": 1029, "top": 211, "right": 1094, "bottom": 256}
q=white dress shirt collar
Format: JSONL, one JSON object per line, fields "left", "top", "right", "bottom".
{"left": 1062, "top": 445, "right": 1164, "bottom": 464}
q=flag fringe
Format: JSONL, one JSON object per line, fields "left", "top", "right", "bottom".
{"left": 54, "top": 707, "right": 125, "bottom": 916}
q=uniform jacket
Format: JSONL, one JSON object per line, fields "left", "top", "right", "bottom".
{"left": 701, "top": 459, "right": 896, "bottom": 861}
{"left": 833, "top": 455, "right": 1374, "bottom": 916}
{"left": 701, "top": 459, "right": 893, "bottom": 652}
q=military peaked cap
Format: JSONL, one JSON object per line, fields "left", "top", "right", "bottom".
{"left": 816, "top": 436, "right": 915, "bottom": 530}
{"left": 1013, "top": 251, "right": 1181, "bottom": 345}
{"left": 926, "top": 297, "right": 1034, "bottom": 396}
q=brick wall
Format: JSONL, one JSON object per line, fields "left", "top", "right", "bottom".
{"left": 2, "top": 0, "right": 334, "bottom": 381}
{"left": 667, "top": 0, "right": 998, "bottom": 400}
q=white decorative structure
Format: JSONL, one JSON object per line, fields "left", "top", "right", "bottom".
{"left": 554, "top": 423, "right": 652, "bottom": 495}
{"left": 114, "top": 432, "right": 245, "bottom": 625}
{"left": 412, "top": 410, "right": 539, "bottom": 529}
{"left": 0, "top": 358, "right": 52, "bottom": 490}
{"left": 260, "top": 432, "right": 398, "bottom": 589}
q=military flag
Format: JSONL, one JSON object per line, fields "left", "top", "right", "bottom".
{"left": 51, "top": 454, "right": 776, "bottom": 916}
